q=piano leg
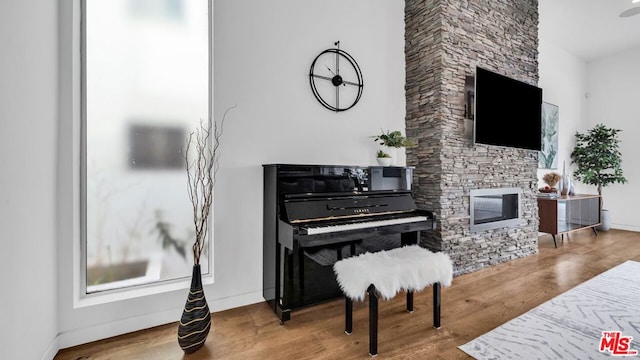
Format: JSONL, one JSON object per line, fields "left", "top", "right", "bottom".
{"left": 298, "top": 249, "right": 305, "bottom": 291}
{"left": 275, "top": 244, "right": 292, "bottom": 324}
{"left": 276, "top": 304, "right": 291, "bottom": 325}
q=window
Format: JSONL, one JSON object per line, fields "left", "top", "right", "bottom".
{"left": 82, "top": 0, "right": 210, "bottom": 294}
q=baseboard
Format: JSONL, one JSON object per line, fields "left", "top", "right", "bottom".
{"left": 611, "top": 223, "right": 640, "bottom": 232}
{"left": 58, "top": 290, "right": 263, "bottom": 350}
{"left": 42, "top": 335, "right": 60, "bottom": 360}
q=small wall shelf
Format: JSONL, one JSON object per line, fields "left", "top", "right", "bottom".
{"left": 537, "top": 194, "right": 601, "bottom": 248}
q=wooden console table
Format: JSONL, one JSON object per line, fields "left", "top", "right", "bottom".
{"left": 537, "top": 194, "right": 601, "bottom": 248}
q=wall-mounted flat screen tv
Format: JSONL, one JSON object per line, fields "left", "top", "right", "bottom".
{"left": 473, "top": 66, "right": 543, "bottom": 151}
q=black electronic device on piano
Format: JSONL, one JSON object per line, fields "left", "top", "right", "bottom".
{"left": 262, "top": 164, "right": 436, "bottom": 323}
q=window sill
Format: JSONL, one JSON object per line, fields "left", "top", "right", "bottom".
{"left": 75, "top": 271, "right": 214, "bottom": 309}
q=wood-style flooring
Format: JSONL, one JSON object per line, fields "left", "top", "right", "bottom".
{"left": 55, "top": 229, "right": 640, "bottom": 359}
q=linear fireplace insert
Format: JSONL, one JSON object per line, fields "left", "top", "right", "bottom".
{"left": 470, "top": 187, "right": 521, "bottom": 232}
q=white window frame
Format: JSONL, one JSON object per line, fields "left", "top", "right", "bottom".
{"left": 75, "top": 0, "right": 214, "bottom": 306}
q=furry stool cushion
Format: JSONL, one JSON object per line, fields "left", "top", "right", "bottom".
{"left": 333, "top": 245, "right": 453, "bottom": 301}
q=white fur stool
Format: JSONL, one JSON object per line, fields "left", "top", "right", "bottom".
{"left": 333, "top": 245, "right": 453, "bottom": 356}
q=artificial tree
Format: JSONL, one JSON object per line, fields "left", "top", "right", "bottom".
{"left": 570, "top": 124, "right": 627, "bottom": 230}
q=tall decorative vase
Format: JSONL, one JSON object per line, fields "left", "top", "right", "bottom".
{"left": 178, "top": 264, "right": 211, "bottom": 354}
{"left": 560, "top": 161, "right": 570, "bottom": 195}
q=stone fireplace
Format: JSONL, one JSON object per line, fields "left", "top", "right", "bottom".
{"left": 405, "top": 0, "right": 540, "bottom": 275}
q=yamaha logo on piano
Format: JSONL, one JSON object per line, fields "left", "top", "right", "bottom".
{"left": 354, "top": 208, "right": 370, "bottom": 214}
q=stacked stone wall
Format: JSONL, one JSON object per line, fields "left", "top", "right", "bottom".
{"left": 405, "top": 0, "right": 540, "bottom": 275}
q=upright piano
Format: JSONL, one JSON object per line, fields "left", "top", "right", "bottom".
{"left": 263, "top": 164, "right": 436, "bottom": 323}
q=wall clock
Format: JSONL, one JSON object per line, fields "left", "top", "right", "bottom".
{"left": 309, "top": 41, "right": 363, "bottom": 112}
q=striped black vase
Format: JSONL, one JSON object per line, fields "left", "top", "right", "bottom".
{"left": 178, "top": 264, "right": 212, "bottom": 354}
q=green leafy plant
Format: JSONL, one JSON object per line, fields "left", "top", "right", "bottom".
{"left": 372, "top": 130, "right": 416, "bottom": 148}
{"left": 376, "top": 150, "right": 391, "bottom": 158}
{"left": 570, "top": 124, "right": 627, "bottom": 205}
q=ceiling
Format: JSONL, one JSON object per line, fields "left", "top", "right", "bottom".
{"left": 539, "top": 0, "right": 640, "bottom": 61}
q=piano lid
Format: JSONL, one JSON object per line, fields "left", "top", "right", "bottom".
{"left": 267, "top": 164, "right": 414, "bottom": 198}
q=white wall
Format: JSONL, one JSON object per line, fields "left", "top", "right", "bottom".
{"left": 537, "top": 39, "right": 589, "bottom": 190}
{"left": 585, "top": 47, "right": 640, "bottom": 231}
{"left": 0, "top": 1, "right": 59, "bottom": 359}
{"left": 538, "top": 26, "right": 640, "bottom": 231}
{"left": 55, "top": 0, "right": 407, "bottom": 352}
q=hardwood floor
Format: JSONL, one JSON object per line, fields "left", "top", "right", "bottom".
{"left": 55, "top": 229, "right": 640, "bottom": 360}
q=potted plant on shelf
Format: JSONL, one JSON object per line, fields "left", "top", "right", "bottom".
{"left": 570, "top": 123, "right": 627, "bottom": 231}
{"left": 372, "top": 130, "right": 416, "bottom": 166}
{"left": 376, "top": 150, "right": 392, "bottom": 166}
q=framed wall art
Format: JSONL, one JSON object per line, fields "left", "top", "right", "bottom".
{"left": 539, "top": 102, "right": 559, "bottom": 169}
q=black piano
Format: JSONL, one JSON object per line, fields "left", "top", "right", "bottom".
{"left": 263, "top": 164, "right": 435, "bottom": 323}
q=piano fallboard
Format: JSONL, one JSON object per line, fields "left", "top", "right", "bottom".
{"left": 283, "top": 191, "right": 417, "bottom": 223}
{"left": 278, "top": 210, "right": 434, "bottom": 250}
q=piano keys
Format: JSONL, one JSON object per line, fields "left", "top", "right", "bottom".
{"left": 262, "top": 164, "right": 435, "bottom": 323}
{"left": 302, "top": 215, "right": 430, "bottom": 235}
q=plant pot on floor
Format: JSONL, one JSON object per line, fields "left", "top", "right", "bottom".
{"left": 598, "top": 209, "right": 612, "bottom": 231}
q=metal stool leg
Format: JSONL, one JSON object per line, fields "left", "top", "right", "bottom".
{"left": 406, "top": 291, "right": 414, "bottom": 313}
{"left": 345, "top": 296, "right": 352, "bottom": 334}
{"left": 368, "top": 284, "right": 378, "bottom": 356}
{"left": 433, "top": 282, "right": 441, "bottom": 329}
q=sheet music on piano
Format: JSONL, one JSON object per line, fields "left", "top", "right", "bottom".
{"left": 262, "top": 164, "right": 435, "bottom": 323}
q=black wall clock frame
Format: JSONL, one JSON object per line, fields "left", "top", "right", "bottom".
{"left": 309, "top": 41, "right": 364, "bottom": 112}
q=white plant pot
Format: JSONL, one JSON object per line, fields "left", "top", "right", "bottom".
{"left": 598, "top": 209, "right": 611, "bottom": 231}
{"left": 376, "top": 157, "right": 392, "bottom": 166}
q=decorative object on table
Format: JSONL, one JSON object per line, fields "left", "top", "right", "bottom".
{"left": 558, "top": 161, "right": 572, "bottom": 196}
{"left": 567, "top": 172, "right": 576, "bottom": 195}
{"left": 177, "top": 105, "right": 234, "bottom": 353}
{"left": 376, "top": 150, "right": 392, "bottom": 166}
{"left": 540, "top": 171, "right": 561, "bottom": 193}
{"left": 309, "top": 41, "right": 363, "bottom": 112}
{"left": 371, "top": 130, "right": 416, "bottom": 166}
{"left": 539, "top": 102, "right": 559, "bottom": 169}
{"left": 570, "top": 123, "right": 627, "bottom": 231}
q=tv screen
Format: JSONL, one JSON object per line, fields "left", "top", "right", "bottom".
{"left": 473, "top": 66, "right": 543, "bottom": 151}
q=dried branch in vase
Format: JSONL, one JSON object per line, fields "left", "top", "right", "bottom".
{"left": 183, "top": 105, "right": 236, "bottom": 265}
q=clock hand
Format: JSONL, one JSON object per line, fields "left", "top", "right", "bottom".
{"left": 311, "top": 74, "right": 334, "bottom": 81}
{"left": 326, "top": 66, "right": 336, "bottom": 76}
{"left": 342, "top": 79, "right": 362, "bottom": 87}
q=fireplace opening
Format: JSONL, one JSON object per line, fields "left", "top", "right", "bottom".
{"left": 470, "top": 187, "right": 521, "bottom": 232}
